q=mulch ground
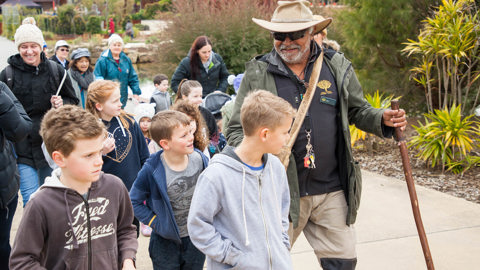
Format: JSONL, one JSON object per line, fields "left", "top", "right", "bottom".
{"left": 352, "top": 120, "right": 480, "bottom": 204}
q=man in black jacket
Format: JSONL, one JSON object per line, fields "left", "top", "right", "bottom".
{"left": 0, "top": 24, "right": 79, "bottom": 207}
{"left": 0, "top": 81, "right": 31, "bottom": 269}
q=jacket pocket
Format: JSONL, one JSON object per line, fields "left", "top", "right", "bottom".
{"left": 348, "top": 161, "right": 362, "bottom": 224}
{"left": 64, "top": 254, "right": 87, "bottom": 270}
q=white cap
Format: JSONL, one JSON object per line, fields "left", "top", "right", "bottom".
{"left": 54, "top": 40, "right": 69, "bottom": 51}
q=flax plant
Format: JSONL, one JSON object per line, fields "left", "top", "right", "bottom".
{"left": 403, "top": 0, "right": 480, "bottom": 114}
{"left": 350, "top": 90, "right": 401, "bottom": 152}
{"left": 409, "top": 105, "right": 480, "bottom": 172}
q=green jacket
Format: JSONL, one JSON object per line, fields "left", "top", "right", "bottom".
{"left": 225, "top": 46, "right": 392, "bottom": 227}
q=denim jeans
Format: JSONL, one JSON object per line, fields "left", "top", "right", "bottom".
{"left": 0, "top": 195, "right": 17, "bottom": 269}
{"left": 18, "top": 164, "right": 52, "bottom": 206}
{"left": 149, "top": 233, "right": 205, "bottom": 270}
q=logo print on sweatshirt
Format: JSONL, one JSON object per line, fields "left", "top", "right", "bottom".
{"left": 105, "top": 125, "right": 132, "bottom": 163}
{"left": 64, "top": 197, "right": 114, "bottom": 250}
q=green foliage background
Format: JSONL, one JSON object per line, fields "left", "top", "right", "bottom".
{"left": 158, "top": 0, "right": 276, "bottom": 78}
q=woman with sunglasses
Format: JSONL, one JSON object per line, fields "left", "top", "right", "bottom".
{"left": 49, "top": 40, "right": 70, "bottom": 70}
{"left": 171, "top": 36, "right": 230, "bottom": 98}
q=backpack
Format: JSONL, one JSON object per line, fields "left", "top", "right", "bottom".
{"left": 5, "top": 60, "right": 62, "bottom": 90}
{"left": 0, "top": 130, "right": 19, "bottom": 209}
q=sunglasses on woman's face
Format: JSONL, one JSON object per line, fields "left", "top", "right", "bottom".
{"left": 272, "top": 29, "right": 307, "bottom": 42}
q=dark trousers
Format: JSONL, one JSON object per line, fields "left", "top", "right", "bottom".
{"left": 149, "top": 233, "right": 205, "bottom": 270}
{"left": 0, "top": 195, "right": 18, "bottom": 269}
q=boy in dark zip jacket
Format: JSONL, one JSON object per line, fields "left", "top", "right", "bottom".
{"left": 10, "top": 105, "right": 137, "bottom": 270}
{"left": 130, "top": 110, "right": 209, "bottom": 270}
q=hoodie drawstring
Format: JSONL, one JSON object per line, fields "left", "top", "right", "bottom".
{"left": 64, "top": 190, "right": 79, "bottom": 249}
{"left": 241, "top": 166, "right": 250, "bottom": 246}
{"left": 269, "top": 162, "right": 284, "bottom": 233}
{"left": 115, "top": 116, "right": 126, "bottom": 137}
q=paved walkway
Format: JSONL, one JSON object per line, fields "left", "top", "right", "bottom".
{"left": 0, "top": 36, "right": 17, "bottom": 71}
{"left": 10, "top": 170, "right": 480, "bottom": 269}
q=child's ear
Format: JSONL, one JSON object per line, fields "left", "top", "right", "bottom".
{"left": 159, "top": 139, "right": 169, "bottom": 150}
{"left": 51, "top": 151, "right": 67, "bottom": 168}
{"left": 259, "top": 127, "right": 269, "bottom": 142}
{"left": 95, "top": 102, "right": 103, "bottom": 112}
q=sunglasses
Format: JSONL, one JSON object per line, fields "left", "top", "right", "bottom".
{"left": 59, "top": 48, "right": 70, "bottom": 52}
{"left": 272, "top": 29, "right": 307, "bottom": 42}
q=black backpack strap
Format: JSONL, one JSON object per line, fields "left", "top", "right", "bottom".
{"left": 47, "top": 60, "right": 61, "bottom": 86}
{"left": 5, "top": 65, "right": 13, "bottom": 90}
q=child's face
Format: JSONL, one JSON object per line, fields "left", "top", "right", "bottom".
{"left": 157, "top": 80, "right": 169, "bottom": 92}
{"left": 186, "top": 87, "right": 203, "bottom": 106}
{"left": 163, "top": 124, "right": 194, "bottom": 155}
{"left": 264, "top": 116, "right": 293, "bottom": 155}
{"left": 139, "top": 117, "right": 151, "bottom": 133}
{"left": 96, "top": 88, "right": 122, "bottom": 120}
{"left": 56, "top": 135, "right": 104, "bottom": 184}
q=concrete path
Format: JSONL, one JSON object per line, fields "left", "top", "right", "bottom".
{"left": 0, "top": 36, "right": 17, "bottom": 71}
{"left": 10, "top": 170, "right": 480, "bottom": 269}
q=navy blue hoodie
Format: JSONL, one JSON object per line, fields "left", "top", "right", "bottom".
{"left": 102, "top": 116, "right": 149, "bottom": 190}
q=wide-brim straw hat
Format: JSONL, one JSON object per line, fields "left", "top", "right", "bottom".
{"left": 252, "top": 0, "right": 332, "bottom": 33}
{"left": 313, "top": 15, "right": 328, "bottom": 35}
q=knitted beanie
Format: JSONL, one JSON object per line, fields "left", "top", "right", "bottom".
{"left": 134, "top": 103, "right": 155, "bottom": 123}
{"left": 108, "top": 34, "right": 124, "bottom": 47}
{"left": 14, "top": 24, "right": 45, "bottom": 49}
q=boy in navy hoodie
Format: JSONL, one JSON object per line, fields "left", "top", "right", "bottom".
{"left": 10, "top": 105, "right": 137, "bottom": 270}
{"left": 130, "top": 110, "right": 209, "bottom": 270}
{"left": 188, "top": 90, "right": 295, "bottom": 269}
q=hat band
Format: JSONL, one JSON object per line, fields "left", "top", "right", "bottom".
{"left": 271, "top": 18, "right": 314, "bottom": 23}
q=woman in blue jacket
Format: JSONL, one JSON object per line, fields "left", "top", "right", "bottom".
{"left": 171, "top": 36, "right": 230, "bottom": 97}
{"left": 94, "top": 34, "right": 142, "bottom": 108}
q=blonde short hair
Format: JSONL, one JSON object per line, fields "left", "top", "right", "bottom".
{"left": 240, "top": 90, "right": 296, "bottom": 136}
{"left": 150, "top": 110, "right": 191, "bottom": 143}
{"left": 40, "top": 105, "right": 106, "bottom": 157}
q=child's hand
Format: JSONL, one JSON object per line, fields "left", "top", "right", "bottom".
{"left": 102, "top": 136, "right": 115, "bottom": 155}
{"left": 122, "top": 258, "right": 136, "bottom": 270}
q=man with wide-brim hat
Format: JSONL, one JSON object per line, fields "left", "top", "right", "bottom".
{"left": 225, "top": 1, "right": 407, "bottom": 269}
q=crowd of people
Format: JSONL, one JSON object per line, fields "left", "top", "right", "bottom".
{"left": 0, "top": 1, "right": 407, "bottom": 270}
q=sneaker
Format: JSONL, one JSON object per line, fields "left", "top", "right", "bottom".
{"left": 140, "top": 222, "right": 152, "bottom": 237}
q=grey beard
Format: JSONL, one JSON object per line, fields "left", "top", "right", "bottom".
{"left": 275, "top": 41, "right": 310, "bottom": 64}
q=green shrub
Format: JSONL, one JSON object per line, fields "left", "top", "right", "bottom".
{"left": 161, "top": 0, "right": 275, "bottom": 76}
{"left": 143, "top": 1, "right": 171, "bottom": 19}
{"left": 135, "top": 24, "right": 149, "bottom": 31}
{"left": 56, "top": 4, "right": 75, "bottom": 34}
{"left": 409, "top": 105, "right": 480, "bottom": 171}
{"left": 86, "top": 16, "right": 102, "bottom": 34}
{"left": 36, "top": 15, "right": 58, "bottom": 33}
{"left": 42, "top": 31, "right": 55, "bottom": 40}
{"left": 146, "top": 36, "right": 160, "bottom": 44}
{"left": 72, "top": 15, "right": 86, "bottom": 35}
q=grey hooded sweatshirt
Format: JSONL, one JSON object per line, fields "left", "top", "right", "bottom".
{"left": 187, "top": 146, "right": 293, "bottom": 270}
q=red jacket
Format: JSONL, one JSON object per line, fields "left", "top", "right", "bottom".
{"left": 109, "top": 19, "right": 115, "bottom": 34}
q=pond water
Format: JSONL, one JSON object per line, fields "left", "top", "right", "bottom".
{"left": 124, "top": 62, "right": 175, "bottom": 113}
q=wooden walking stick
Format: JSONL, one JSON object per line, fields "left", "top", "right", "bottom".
{"left": 391, "top": 100, "right": 435, "bottom": 270}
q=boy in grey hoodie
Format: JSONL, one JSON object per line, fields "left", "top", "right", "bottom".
{"left": 188, "top": 90, "right": 296, "bottom": 270}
